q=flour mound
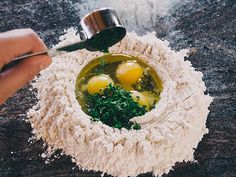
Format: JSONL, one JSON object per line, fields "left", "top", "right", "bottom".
{"left": 27, "top": 31, "right": 213, "bottom": 177}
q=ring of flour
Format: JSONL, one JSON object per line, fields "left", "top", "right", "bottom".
{"left": 27, "top": 31, "right": 213, "bottom": 177}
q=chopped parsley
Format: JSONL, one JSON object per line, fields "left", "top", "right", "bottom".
{"left": 135, "top": 68, "right": 156, "bottom": 92}
{"left": 86, "top": 84, "right": 146, "bottom": 130}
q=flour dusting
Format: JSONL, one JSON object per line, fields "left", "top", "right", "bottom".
{"left": 27, "top": 29, "right": 213, "bottom": 177}
{"left": 74, "top": 0, "right": 182, "bottom": 34}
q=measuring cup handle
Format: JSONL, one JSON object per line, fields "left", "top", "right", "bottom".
{"left": 55, "top": 39, "right": 87, "bottom": 52}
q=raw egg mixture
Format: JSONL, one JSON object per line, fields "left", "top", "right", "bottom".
{"left": 75, "top": 54, "right": 162, "bottom": 129}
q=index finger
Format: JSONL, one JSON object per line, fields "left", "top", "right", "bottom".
{"left": 0, "top": 29, "right": 47, "bottom": 68}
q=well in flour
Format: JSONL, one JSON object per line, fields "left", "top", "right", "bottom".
{"left": 75, "top": 53, "right": 163, "bottom": 130}
{"left": 27, "top": 29, "right": 213, "bottom": 177}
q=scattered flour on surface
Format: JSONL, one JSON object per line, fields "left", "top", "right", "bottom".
{"left": 75, "top": 0, "right": 182, "bottom": 34}
{"left": 27, "top": 29, "right": 213, "bottom": 177}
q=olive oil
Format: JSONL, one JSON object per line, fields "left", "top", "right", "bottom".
{"left": 75, "top": 54, "right": 162, "bottom": 114}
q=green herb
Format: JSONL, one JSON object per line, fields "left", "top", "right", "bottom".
{"left": 132, "top": 122, "right": 141, "bottom": 130}
{"left": 136, "top": 70, "right": 156, "bottom": 91}
{"left": 135, "top": 68, "right": 161, "bottom": 98}
{"left": 86, "top": 84, "right": 146, "bottom": 130}
{"left": 95, "top": 57, "right": 106, "bottom": 75}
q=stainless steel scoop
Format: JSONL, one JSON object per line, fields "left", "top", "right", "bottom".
{"left": 2, "top": 8, "right": 126, "bottom": 71}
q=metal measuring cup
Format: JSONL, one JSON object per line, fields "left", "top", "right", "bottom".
{"left": 1, "top": 8, "right": 126, "bottom": 71}
{"left": 61, "top": 7, "right": 126, "bottom": 52}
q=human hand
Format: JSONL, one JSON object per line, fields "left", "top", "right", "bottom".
{"left": 0, "top": 29, "right": 52, "bottom": 104}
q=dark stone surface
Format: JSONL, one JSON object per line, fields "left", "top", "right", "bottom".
{"left": 0, "top": 0, "right": 236, "bottom": 177}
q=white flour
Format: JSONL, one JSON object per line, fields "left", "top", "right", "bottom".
{"left": 27, "top": 30, "right": 213, "bottom": 177}
{"left": 75, "top": 0, "right": 182, "bottom": 34}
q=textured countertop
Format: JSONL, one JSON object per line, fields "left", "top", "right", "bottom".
{"left": 0, "top": 0, "right": 235, "bottom": 177}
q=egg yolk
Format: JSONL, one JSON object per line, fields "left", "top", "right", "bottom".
{"left": 87, "top": 74, "right": 114, "bottom": 94}
{"left": 130, "top": 91, "right": 149, "bottom": 109}
{"left": 116, "top": 61, "right": 143, "bottom": 86}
